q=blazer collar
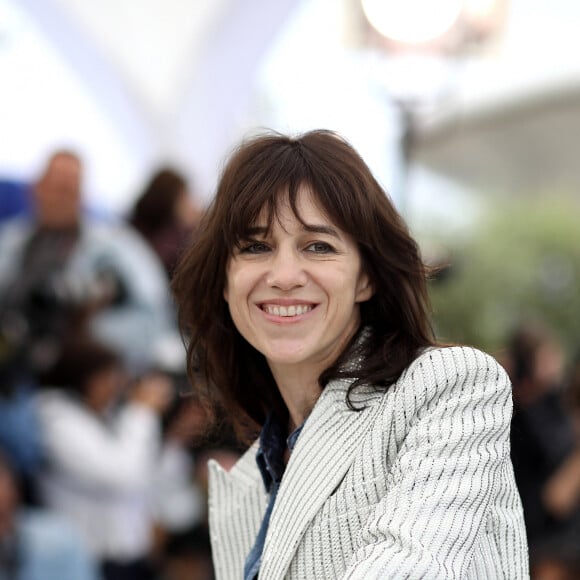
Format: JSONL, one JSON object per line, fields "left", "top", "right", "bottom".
{"left": 208, "top": 439, "right": 261, "bottom": 492}
{"left": 259, "top": 377, "right": 386, "bottom": 579}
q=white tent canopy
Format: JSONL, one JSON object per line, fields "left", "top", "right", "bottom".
{"left": 412, "top": 77, "right": 580, "bottom": 195}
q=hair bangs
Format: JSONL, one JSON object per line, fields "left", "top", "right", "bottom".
{"left": 222, "top": 148, "right": 313, "bottom": 250}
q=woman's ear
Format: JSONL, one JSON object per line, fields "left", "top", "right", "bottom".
{"left": 355, "top": 272, "right": 374, "bottom": 303}
{"left": 223, "top": 286, "right": 229, "bottom": 303}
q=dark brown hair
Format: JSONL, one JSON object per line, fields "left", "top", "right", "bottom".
{"left": 172, "top": 130, "right": 436, "bottom": 440}
{"left": 130, "top": 168, "right": 187, "bottom": 237}
{"left": 38, "top": 337, "right": 121, "bottom": 396}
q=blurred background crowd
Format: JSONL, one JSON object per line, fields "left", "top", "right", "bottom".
{"left": 2, "top": 0, "right": 580, "bottom": 579}
{"left": 0, "top": 152, "right": 241, "bottom": 580}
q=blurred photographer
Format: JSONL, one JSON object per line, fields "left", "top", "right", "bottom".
{"left": 0, "top": 150, "right": 177, "bottom": 381}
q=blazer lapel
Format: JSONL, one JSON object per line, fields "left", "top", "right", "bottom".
{"left": 259, "top": 378, "right": 385, "bottom": 579}
{"left": 208, "top": 443, "right": 268, "bottom": 578}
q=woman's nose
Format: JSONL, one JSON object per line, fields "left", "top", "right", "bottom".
{"left": 266, "top": 249, "right": 307, "bottom": 290}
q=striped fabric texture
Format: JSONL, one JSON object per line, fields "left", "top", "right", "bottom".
{"left": 209, "top": 347, "right": 529, "bottom": 579}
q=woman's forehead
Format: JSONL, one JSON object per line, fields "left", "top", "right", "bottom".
{"left": 250, "top": 186, "right": 332, "bottom": 228}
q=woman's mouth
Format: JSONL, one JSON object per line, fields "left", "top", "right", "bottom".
{"left": 260, "top": 304, "right": 314, "bottom": 317}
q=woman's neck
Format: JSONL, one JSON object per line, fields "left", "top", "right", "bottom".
{"left": 269, "top": 365, "right": 323, "bottom": 431}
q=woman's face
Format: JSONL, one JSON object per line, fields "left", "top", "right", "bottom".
{"left": 224, "top": 187, "right": 373, "bottom": 375}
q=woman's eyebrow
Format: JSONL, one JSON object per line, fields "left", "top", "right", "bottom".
{"left": 243, "top": 224, "right": 341, "bottom": 238}
{"left": 302, "top": 224, "right": 341, "bottom": 238}
{"left": 243, "top": 226, "right": 268, "bottom": 237}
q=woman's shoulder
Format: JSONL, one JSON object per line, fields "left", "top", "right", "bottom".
{"left": 35, "top": 389, "right": 97, "bottom": 427}
{"left": 412, "top": 344, "right": 505, "bottom": 371}
{"left": 36, "top": 389, "right": 75, "bottom": 411}
{"left": 397, "top": 345, "right": 510, "bottom": 399}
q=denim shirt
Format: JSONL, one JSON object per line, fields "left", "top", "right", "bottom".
{"left": 243, "top": 414, "right": 303, "bottom": 580}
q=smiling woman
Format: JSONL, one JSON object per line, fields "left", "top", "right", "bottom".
{"left": 171, "top": 130, "right": 529, "bottom": 579}
{"left": 223, "top": 187, "right": 373, "bottom": 429}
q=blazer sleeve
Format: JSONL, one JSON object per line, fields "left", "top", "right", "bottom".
{"left": 342, "top": 346, "right": 523, "bottom": 579}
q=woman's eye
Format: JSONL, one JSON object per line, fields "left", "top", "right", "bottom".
{"left": 306, "top": 242, "right": 334, "bottom": 254}
{"left": 240, "top": 242, "right": 270, "bottom": 254}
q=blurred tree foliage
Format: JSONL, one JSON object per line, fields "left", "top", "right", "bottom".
{"left": 427, "top": 195, "right": 580, "bottom": 355}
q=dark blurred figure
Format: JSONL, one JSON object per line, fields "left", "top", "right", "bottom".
{"left": 565, "top": 354, "right": 580, "bottom": 437}
{"left": 0, "top": 449, "right": 99, "bottom": 580}
{"left": 151, "top": 375, "right": 242, "bottom": 580}
{"left": 161, "top": 527, "right": 214, "bottom": 580}
{"left": 129, "top": 168, "right": 203, "bottom": 279}
{"left": 151, "top": 390, "right": 212, "bottom": 580}
{"left": 0, "top": 150, "right": 176, "bottom": 379}
{"left": 507, "top": 323, "right": 580, "bottom": 579}
{"left": 35, "top": 337, "right": 173, "bottom": 580}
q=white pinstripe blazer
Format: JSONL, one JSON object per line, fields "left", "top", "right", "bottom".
{"left": 208, "top": 346, "right": 529, "bottom": 579}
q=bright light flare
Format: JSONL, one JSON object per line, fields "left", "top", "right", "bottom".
{"left": 361, "top": 0, "right": 463, "bottom": 44}
{"left": 464, "top": 0, "right": 497, "bottom": 19}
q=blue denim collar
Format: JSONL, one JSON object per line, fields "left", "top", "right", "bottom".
{"left": 255, "top": 412, "right": 303, "bottom": 493}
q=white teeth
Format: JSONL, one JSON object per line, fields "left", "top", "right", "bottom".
{"left": 263, "top": 304, "right": 313, "bottom": 317}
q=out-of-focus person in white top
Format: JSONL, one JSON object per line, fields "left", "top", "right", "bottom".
{"left": 35, "top": 337, "right": 173, "bottom": 580}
